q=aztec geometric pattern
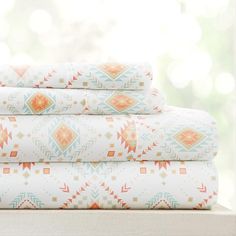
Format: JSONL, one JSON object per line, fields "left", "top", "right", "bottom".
{"left": 24, "top": 92, "right": 55, "bottom": 114}
{"left": 0, "top": 161, "right": 218, "bottom": 209}
{"left": 145, "top": 192, "right": 180, "bottom": 209}
{"left": 105, "top": 93, "right": 138, "bottom": 112}
{"left": 9, "top": 192, "right": 45, "bottom": 208}
{"left": 174, "top": 128, "right": 205, "bottom": 150}
{"left": 0, "top": 106, "right": 218, "bottom": 162}
{"left": 52, "top": 124, "right": 77, "bottom": 151}
{"left": 117, "top": 121, "right": 137, "bottom": 153}
{"left": 48, "top": 117, "right": 80, "bottom": 157}
{"left": 0, "top": 87, "right": 164, "bottom": 115}
{"left": 0, "top": 63, "right": 152, "bottom": 90}
{"left": 0, "top": 124, "right": 12, "bottom": 149}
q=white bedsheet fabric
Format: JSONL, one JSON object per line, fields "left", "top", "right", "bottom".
{"left": 0, "top": 161, "right": 218, "bottom": 209}
{"left": 0, "top": 87, "right": 164, "bottom": 115}
{"left": 0, "top": 63, "right": 152, "bottom": 90}
{"left": 0, "top": 106, "right": 218, "bottom": 162}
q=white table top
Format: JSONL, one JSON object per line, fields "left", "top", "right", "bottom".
{"left": 0, "top": 204, "right": 235, "bottom": 236}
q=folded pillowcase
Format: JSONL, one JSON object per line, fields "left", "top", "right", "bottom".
{"left": 0, "top": 161, "right": 218, "bottom": 209}
{"left": 0, "top": 106, "right": 218, "bottom": 162}
{"left": 0, "top": 87, "right": 165, "bottom": 115}
{"left": 0, "top": 63, "right": 152, "bottom": 90}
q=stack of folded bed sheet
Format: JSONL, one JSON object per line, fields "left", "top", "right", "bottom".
{"left": 0, "top": 63, "right": 218, "bottom": 209}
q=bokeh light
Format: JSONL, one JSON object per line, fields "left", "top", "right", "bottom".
{"left": 29, "top": 9, "right": 52, "bottom": 34}
{"left": 215, "top": 72, "right": 235, "bottom": 94}
{"left": 0, "top": 42, "right": 11, "bottom": 63}
{"left": 11, "top": 53, "right": 34, "bottom": 64}
{"left": 0, "top": 19, "right": 9, "bottom": 39}
{"left": 0, "top": 0, "right": 15, "bottom": 16}
{"left": 193, "top": 76, "right": 213, "bottom": 98}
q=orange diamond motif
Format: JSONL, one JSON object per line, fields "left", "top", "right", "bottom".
{"left": 174, "top": 128, "right": 204, "bottom": 149}
{"left": 106, "top": 93, "right": 137, "bottom": 112}
{"left": 52, "top": 123, "right": 77, "bottom": 151}
{"left": 27, "top": 92, "right": 54, "bottom": 114}
{"left": 0, "top": 124, "right": 12, "bottom": 149}
{"left": 99, "top": 63, "right": 128, "bottom": 79}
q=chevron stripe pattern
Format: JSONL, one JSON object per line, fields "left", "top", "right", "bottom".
{"left": 9, "top": 192, "right": 44, "bottom": 208}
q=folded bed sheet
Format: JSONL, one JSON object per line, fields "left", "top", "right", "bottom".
{"left": 0, "top": 63, "right": 152, "bottom": 90}
{"left": 0, "top": 161, "right": 218, "bottom": 209}
{"left": 0, "top": 106, "right": 217, "bottom": 162}
{"left": 0, "top": 87, "right": 164, "bottom": 115}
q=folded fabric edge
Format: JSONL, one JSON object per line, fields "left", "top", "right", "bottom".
{"left": 0, "top": 161, "right": 218, "bottom": 209}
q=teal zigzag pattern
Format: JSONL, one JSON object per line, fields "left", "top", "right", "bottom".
{"left": 145, "top": 192, "right": 179, "bottom": 209}
{"left": 10, "top": 192, "right": 44, "bottom": 208}
{"left": 31, "top": 117, "right": 55, "bottom": 160}
{"left": 88, "top": 66, "right": 144, "bottom": 89}
{"left": 6, "top": 93, "right": 19, "bottom": 114}
{"left": 90, "top": 188, "right": 100, "bottom": 199}
{"left": 72, "top": 162, "right": 114, "bottom": 176}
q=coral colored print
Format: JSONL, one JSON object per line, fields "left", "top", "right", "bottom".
{"left": 0, "top": 87, "right": 164, "bottom": 115}
{"left": 174, "top": 128, "right": 205, "bottom": 149}
{"left": 0, "top": 107, "right": 218, "bottom": 162}
{"left": 99, "top": 63, "right": 128, "bottom": 79}
{"left": 155, "top": 161, "right": 170, "bottom": 170}
{"left": 10, "top": 65, "right": 29, "bottom": 77}
{"left": 118, "top": 121, "right": 137, "bottom": 153}
{"left": 27, "top": 92, "right": 54, "bottom": 113}
{"left": 19, "top": 162, "right": 35, "bottom": 170}
{"left": 52, "top": 123, "right": 77, "bottom": 151}
{"left": 0, "top": 161, "right": 218, "bottom": 209}
{"left": 0, "top": 124, "right": 12, "bottom": 149}
{"left": 0, "top": 63, "right": 152, "bottom": 89}
{"left": 106, "top": 93, "right": 137, "bottom": 112}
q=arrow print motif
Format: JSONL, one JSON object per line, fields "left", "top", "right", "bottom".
{"left": 198, "top": 183, "right": 207, "bottom": 193}
{"left": 60, "top": 183, "right": 70, "bottom": 193}
{"left": 121, "top": 183, "right": 131, "bottom": 193}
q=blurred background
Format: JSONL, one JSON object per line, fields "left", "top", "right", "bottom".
{"left": 0, "top": 0, "right": 235, "bottom": 210}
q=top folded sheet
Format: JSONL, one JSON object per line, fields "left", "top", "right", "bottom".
{"left": 0, "top": 63, "right": 152, "bottom": 90}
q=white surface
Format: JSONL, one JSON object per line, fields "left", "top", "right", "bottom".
{"left": 0, "top": 204, "right": 235, "bottom": 236}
